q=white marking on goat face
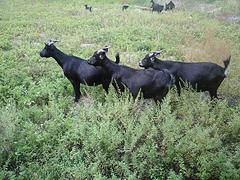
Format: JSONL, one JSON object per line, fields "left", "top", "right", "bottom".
{"left": 46, "top": 41, "right": 54, "bottom": 46}
{"left": 46, "top": 39, "right": 59, "bottom": 46}
{"left": 99, "top": 54, "right": 105, "bottom": 60}
{"left": 148, "top": 53, "right": 155, "bottom": 62}
{"left": 97, "top": 49, "right": 105, "bottom": 54}
{"left": 154, "top": 51, "right": 161, "bottom": 55}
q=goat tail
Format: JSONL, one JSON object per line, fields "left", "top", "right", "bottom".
{"left": 224, "top": 55, "right": 231, "bottom": 69}
{"left": 115, "top": 52, "right": 120, "bottom": 64}
{"left": 223, "top": 55, "right": 231, "bottom": 76}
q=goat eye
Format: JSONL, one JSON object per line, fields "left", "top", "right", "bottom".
{"left": 99, "top": 55, "right": 104, "bottom": 60}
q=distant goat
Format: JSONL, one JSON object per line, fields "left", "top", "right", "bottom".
{"left": 40, "top": 40, "right": 119, "bottom": 102}
{"left": 150, "top": 0, "right": 164, "bottom": 13}
{"left": 88, "top": 48, "right": 175, "bottom": 102}
{"left": 84, "top": 4, "right": 92, "bottom": 12}
{"left": 139, "top": 51, "right": 231, "bottom": 99}
{"left": 122, "top": 4, "right": 129, "bottom": 11}
{"left": 165, "top": 1, "right": 175, "bottom": 11}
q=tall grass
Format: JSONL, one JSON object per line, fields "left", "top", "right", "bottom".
{"left": 0, "top": 0, "right": 240, "bottom": 179}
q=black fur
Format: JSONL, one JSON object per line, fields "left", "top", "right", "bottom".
{"left": 165, "top": 1, "right": 175, "bottom": 11}
{"left": 88, "top": 48, "right": 175, "bottom": 102}
{"left": 40, "top": 41, "right": 119, "bottom": 102}
{"left": 139, "top": 52, "right": 231, "bottom": 99}
{"left": 150, "top": 0, "right": 164, "bottom": 13}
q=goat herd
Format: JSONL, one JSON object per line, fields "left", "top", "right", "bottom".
{"left": 85, "top": 1, "right": 175, "bottom": 13}
{"left": 40, "top": 40, "right": 230, "bottom": 103}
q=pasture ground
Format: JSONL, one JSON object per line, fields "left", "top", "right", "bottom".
{"left": 0, "top": 0, "right": 240, "bottom": 179}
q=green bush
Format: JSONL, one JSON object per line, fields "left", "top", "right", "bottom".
{"left": 1, "top": 90, "right": 239, "bottom": 179}
{"left": 0, "top": 0, "right": 239, "bottom": 179}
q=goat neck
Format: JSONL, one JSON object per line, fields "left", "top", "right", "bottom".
{"left": 153, "top": 59, "right": 171, "bottom": 69}
{"left": 51, "top": 47, "right": 69, "bottom": 68}
{"left": 102, "top": 57, "right": 120, "bottom": 75}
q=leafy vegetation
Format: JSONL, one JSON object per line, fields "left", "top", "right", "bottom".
{"left": 0, "top": 0, "right": 240, "bottom": 179}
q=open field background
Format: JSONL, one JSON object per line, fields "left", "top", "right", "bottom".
{"left": 0, "top": 0, "right": 240, "bottom": 179}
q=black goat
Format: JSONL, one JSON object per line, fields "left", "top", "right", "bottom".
{"left": 122, "top": 4, "right": 129, "bottom": 11}
{"left": 165, "top": 1, "right": 175, "bottom": 11}
{"left": 39, "top": 40, "right": 119, "bottom": 102}
{"left": 88, "top": 48, "right": 175, "bottom": 102}
{"left": 139, "top": 51, "right": 231, "bottom": 99}
{"left": 84, "top": 4, "right": 92, "bottom": 12}
{"left": 150, "top": 0, "right": 164, "bottom": 13}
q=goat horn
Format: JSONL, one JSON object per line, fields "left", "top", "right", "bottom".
{"left": 97, "top": 49, "right": 107, "bottom": 53}
{"left": 102, "top": 46, "right": 111, "bottom": 52}
{"left": 45, "top": 40, "right": 53, "bottom": 46}
{"left": 46, "top": 39, "right": 59, "bottom": 46}
{"left": 149, "top": 52, "right": 154, "bottom": 57}
{"left": 97, "top": 46, "right": 111, "bottom": 54}
{"left": 155, "top": 50, "right": 163, "bottom": 54}
{"left": 103, "top": 46, "right": 111, "bottom": 49}
{"left": 51, "top": 39, "right": 59, "bottom": 43}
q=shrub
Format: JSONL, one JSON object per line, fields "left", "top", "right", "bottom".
{"left": 0, "top": 0, "right": 239, "bottom": 179}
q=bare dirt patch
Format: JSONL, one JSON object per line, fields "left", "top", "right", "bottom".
{"left": 176, "top": 0, "right": 240, "bottom": 23}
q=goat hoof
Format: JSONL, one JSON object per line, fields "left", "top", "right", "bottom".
{"left": 74, "top": 98, "right": 80, "bottom": 103}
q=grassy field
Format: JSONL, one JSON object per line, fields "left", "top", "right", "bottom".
{"left": 0, "top": 0, "right": 240, "bottom": 179}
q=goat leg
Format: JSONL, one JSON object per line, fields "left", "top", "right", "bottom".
{"left": 102, "top": 81, "right": 110, "bottom": 94}
{"left": 70, "top": 80, "right": 81, "bottom": 102}
{"left": 209, "top": 89, "right": 218, "bottom": 100}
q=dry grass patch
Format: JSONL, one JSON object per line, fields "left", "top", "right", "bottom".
{"left": 181, "top": 28, "right": 231, "bottom": 65}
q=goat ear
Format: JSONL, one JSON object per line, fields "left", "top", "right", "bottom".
{"left": 102, "top": 46, "right": 110, "bottom": 53}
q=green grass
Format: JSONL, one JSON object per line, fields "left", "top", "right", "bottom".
{"left": 0, "top": 0, "right": 240, "bottom": 179}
